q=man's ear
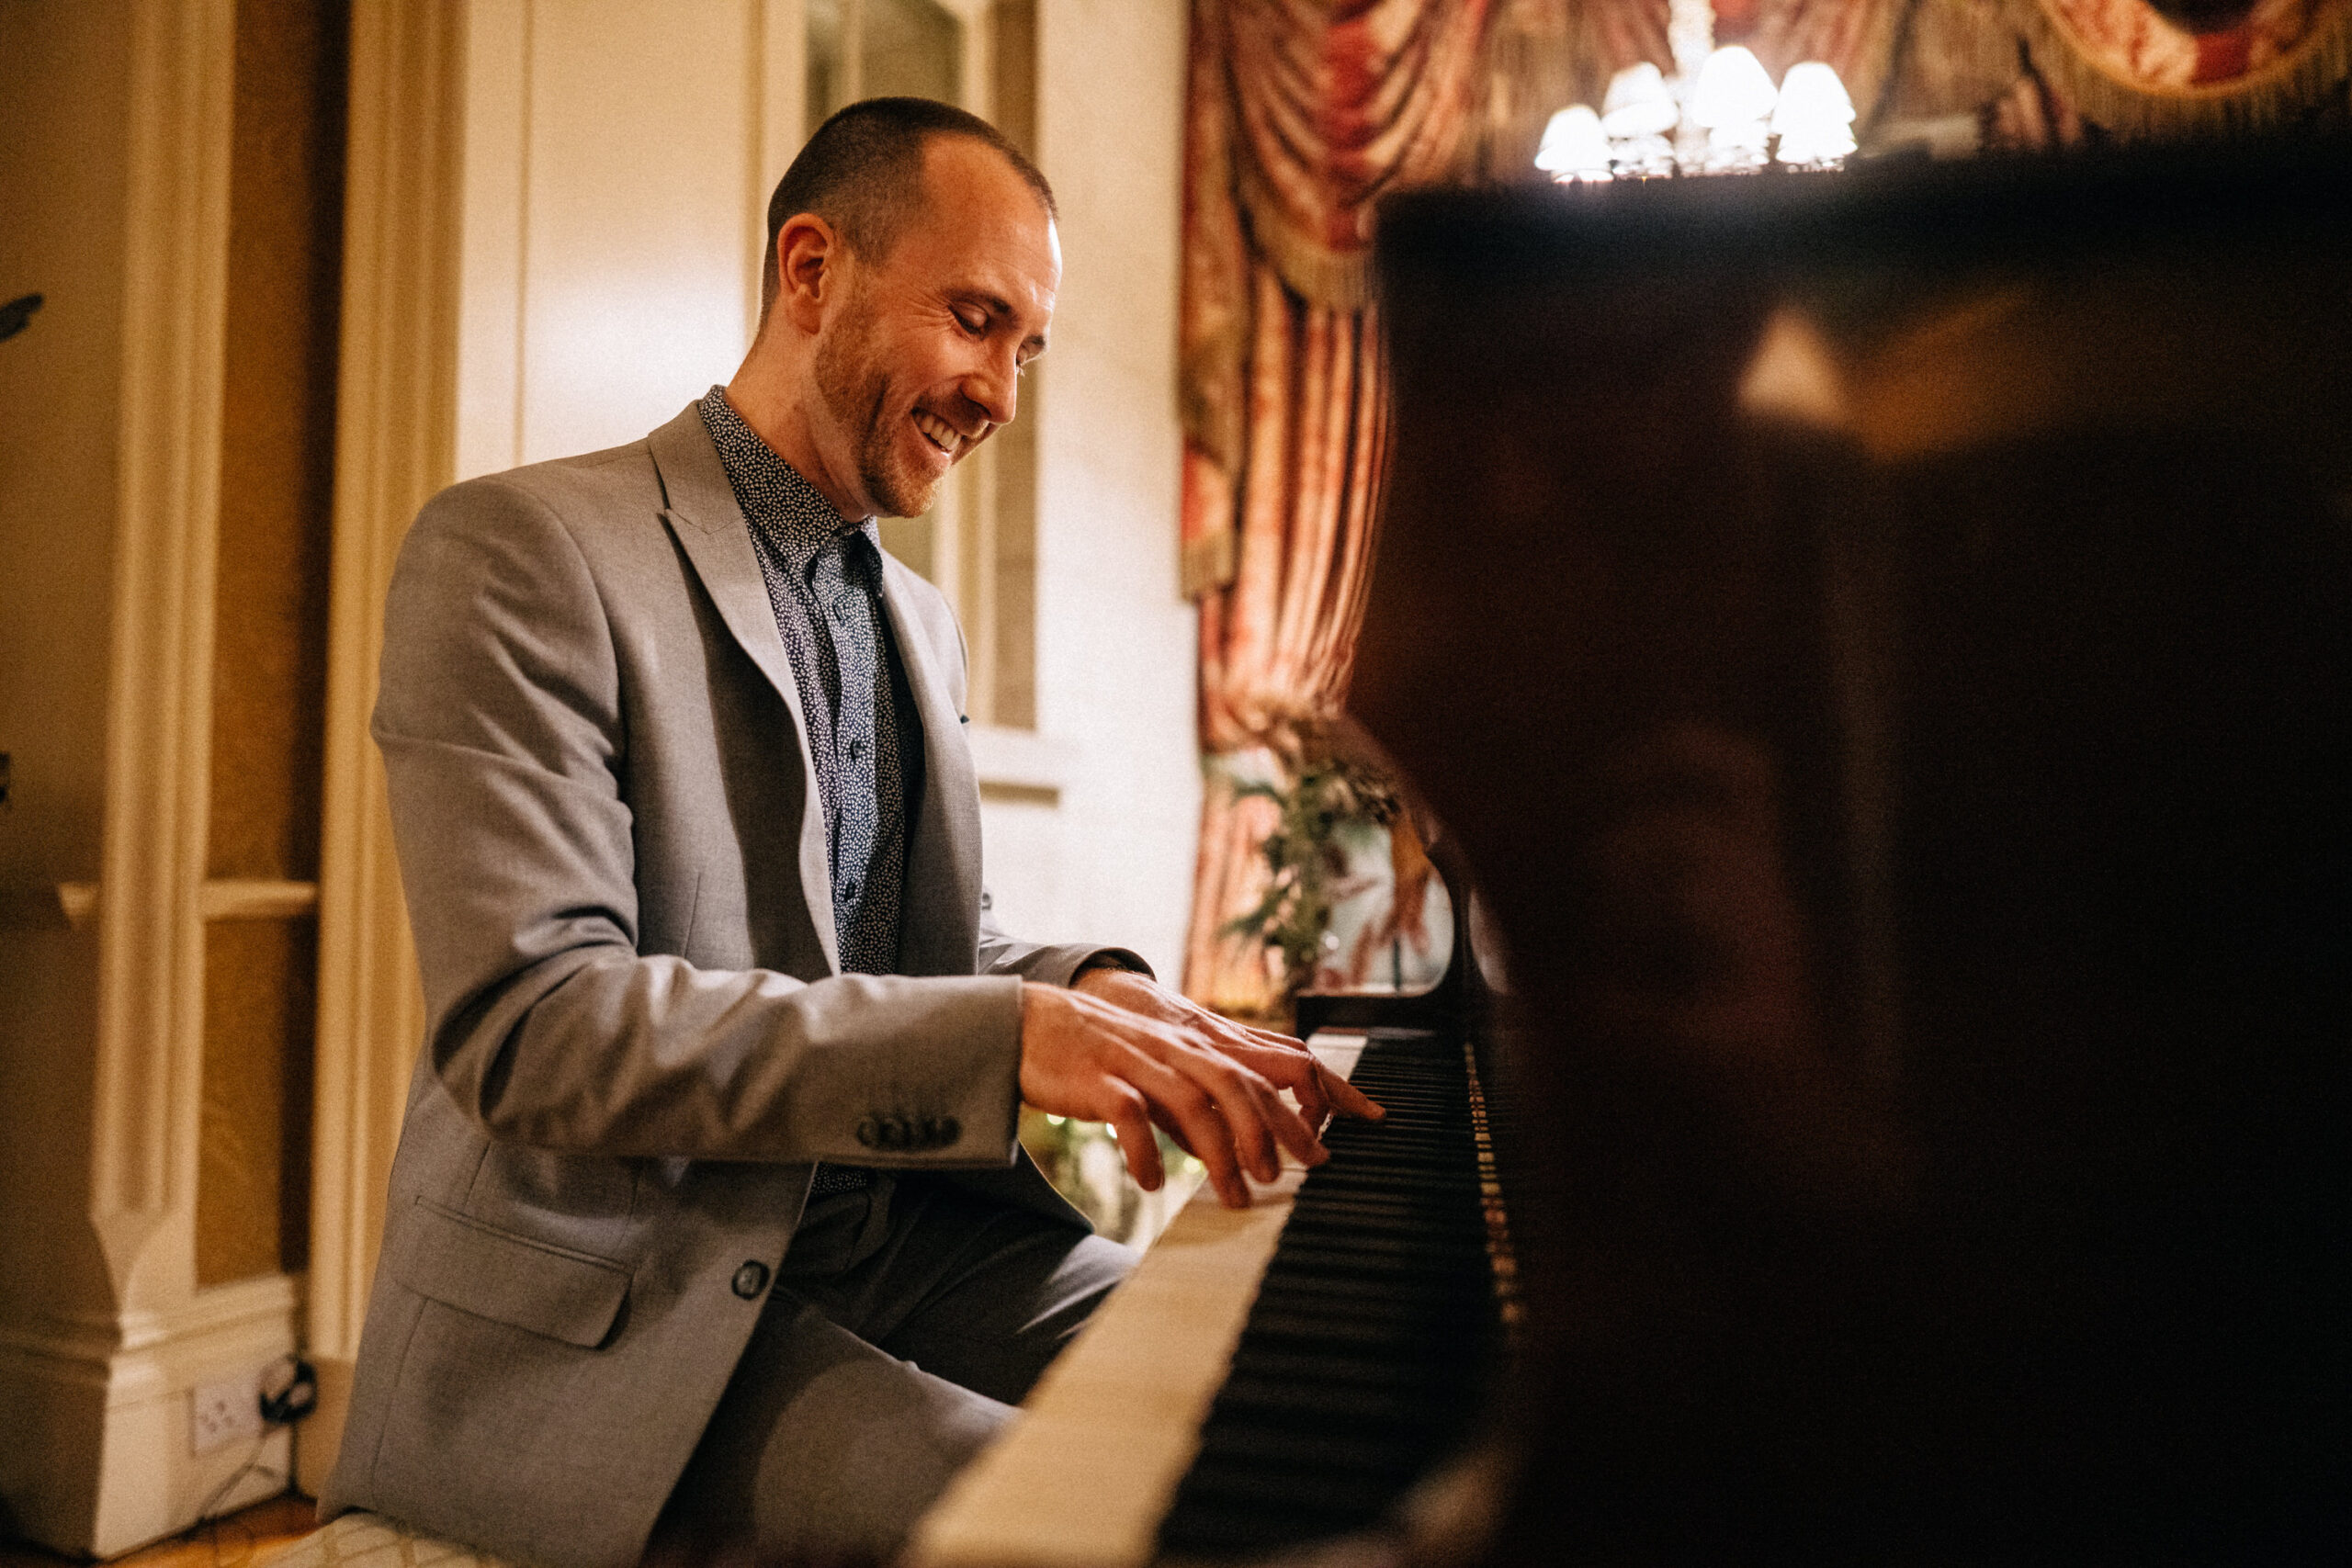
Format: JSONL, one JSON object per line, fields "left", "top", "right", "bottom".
{"left": 774, "top": 212, "right": 841, "bottom": 336}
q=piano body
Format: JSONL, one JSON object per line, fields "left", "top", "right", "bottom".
{"left": 919, "top": 146, "right": 2352, "bottom": 1563}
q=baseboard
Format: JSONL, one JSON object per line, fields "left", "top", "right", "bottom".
{"left": 0, "top": 1273, "right": 301, "bottom": 1557}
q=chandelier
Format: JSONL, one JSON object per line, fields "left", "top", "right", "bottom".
{"left": 1534, "top": 0, "right": 1857, "bottom": 182}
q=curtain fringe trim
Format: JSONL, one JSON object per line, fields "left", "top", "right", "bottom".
{"left": 1236, "top": 157, "right": 1374, "bottom": 311}
{"left": 2014, "top": 0, "right": 2352, "bottom": 134}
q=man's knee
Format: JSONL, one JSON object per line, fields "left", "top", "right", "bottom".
{"left": 752, "top": 1349, "right": 1011, "bottom": 1560}
{"left": 887, "top": 1225, "right": 1136, "bottom": 1405}
{"left": 661, "top": 1299, "right": 1014, "bottom": 1563}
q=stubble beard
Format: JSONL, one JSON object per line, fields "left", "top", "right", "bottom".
{"left": 814, "top": 288, "right": 942, "bottom": 520}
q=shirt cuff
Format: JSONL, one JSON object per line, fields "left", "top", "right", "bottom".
{"left": 1069, "top": 948, "right": 1154, "bottom": 984}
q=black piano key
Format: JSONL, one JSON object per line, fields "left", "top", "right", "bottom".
{"left": 1204, "top": 1375, "right": 1464, "bottom": 1431}
{"left": 1187, "top": 1419, "right": 1436, "bottom": 1478}
{"left": 1164, "top": 1457, "right": 1408, "bottom": 1519}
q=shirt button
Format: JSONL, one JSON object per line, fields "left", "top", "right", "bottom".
{"left": 840, "top": 877, "right": 861, "bottom": 902}
{"left": 731, "top": 1260, "right": 770, "bottom": 1300}
{"left": 847, "top": 737, "right": 866, "bottom": 761}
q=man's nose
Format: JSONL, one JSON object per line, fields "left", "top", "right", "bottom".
{"left": 967, "top": 349, "right": 1019, "bottom": 429}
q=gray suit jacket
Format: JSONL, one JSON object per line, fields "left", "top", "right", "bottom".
{"left": 322, "top": 404, "right": 1125, "bottom": 1567}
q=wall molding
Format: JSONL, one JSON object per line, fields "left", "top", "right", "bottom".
{"left": 303, "top": 0, "right": 466, "bottom": 1496}
{"left": 198, "top": 879, "right": 321, "bottom": 920}
{"left": 89, "top": 0, "right": 237, "bottom": 1307}
{"left": 19, "top": 878, "right": 319, "bottom": 931}
{"left": 0, "top": 1272, "right": 299, "bottom": 1389}
{"left": 0, "top": 1275, "right": 300, "bottom": 1554}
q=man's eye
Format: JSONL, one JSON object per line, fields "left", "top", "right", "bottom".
{"left": 955, "top": 310, "right": 987, "bottom": 335}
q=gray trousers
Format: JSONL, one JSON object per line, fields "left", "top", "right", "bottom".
{"left": 650, "top": 1175, "right": 1134, "bottom": 1562}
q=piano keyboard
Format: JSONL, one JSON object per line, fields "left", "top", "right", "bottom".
{"left": 1158, "top": 1027, "right": 1504, "bottom": 1557}
{"left": 909, "top": 1029, "right": 1506, "bottom": 1568}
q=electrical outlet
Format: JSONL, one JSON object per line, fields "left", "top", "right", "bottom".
{"left": 191, "top": 1371, "right": 262, "bottom": 1454}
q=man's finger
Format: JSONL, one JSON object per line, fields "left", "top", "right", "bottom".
{"left": 1204, "top": 1040, "right": 1331, "bottom": 1134}
{"left": 1220, "top": 1039, "right": 1385, "bottom": 1129}
{"left": 1118, "top": 1016, "right": 1284, "bottom": 1184}
{"left": 1128, "top": 1053, "right": 1254, "bottom": 1207}
{"left": 1183, "top": 1052, "right": 1286, "bottom": 1182}
{"left": 1264, "top": 1046, "right": 1337, "bottom": 1126}
{"left": 1270, "top": 1046, "right": 1386, "bottom": 1122}
{"left": 1178, "top": 1041, "right": 1332, "bottom": 1174}
{"left": 1230, "top": 1055, "right": 1329, "bottom": 1170}
{"left": 1106, "top": 1097, "right": 1164, "bottom": 1192}
{"left": 1314, "top": 1065, "right": 1385, "bottom": 1122}
{"left": 1291, "top": 1072, "right": 1332, "bottom": 1128}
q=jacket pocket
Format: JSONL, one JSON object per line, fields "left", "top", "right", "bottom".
{"left": 388, "top": 1195, "right": 630, "bottom": 1348}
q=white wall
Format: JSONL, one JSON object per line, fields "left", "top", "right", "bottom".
{"left": 456, "top": 0, "right": 792, "bottom": 479}
{"left": 997, "top": 0, "right": 1197, "bottom": 976}
{"left": 449, "top": 0, "right": 1198, "bottom": 978}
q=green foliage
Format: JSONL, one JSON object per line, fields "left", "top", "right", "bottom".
{"left": 1219, "top": 728, "right": 1400, "bottom": 1004}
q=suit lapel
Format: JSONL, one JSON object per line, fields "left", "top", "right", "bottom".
{"left": 646, "top": 403, "right": 840, "bottom": 975}
{"left": 881, "top": 562, "right": 984, "bottom": 977}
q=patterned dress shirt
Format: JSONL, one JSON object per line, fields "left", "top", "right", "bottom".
{"left": 699, "top": 386, "right": 917, "bottom": 1194}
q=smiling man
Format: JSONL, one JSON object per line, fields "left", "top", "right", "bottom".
{"left": 321, "top": 99, "right": 1377, "bottom": 1568}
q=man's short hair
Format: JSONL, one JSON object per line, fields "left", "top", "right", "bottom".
{"left": 760, "top": 97, "right": 1056, "bottom": 322}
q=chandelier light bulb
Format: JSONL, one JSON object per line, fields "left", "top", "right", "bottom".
{"left": 1535, "top": 105, "right": 1614, "bottom": 181}
{"left": 1689, "top": 46, "right": 1778, "bottom": 130}
{"left": 1771, "top": 61, "right": 1856, "bottom": 134}
{"left": 1771, "top": 61, "right": 1858, "bottom": 165}
{"left": 1600, "top": 62, "right": 1679, "bottom": 139}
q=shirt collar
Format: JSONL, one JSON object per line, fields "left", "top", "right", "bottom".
{"left": 697, "top": 385, "right": 880, "bottom": 581}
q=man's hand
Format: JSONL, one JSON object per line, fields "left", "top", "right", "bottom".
{"left": 1018, "top": 971, "right": 1384, "bottom": 1210}
{"left": 1070, "top": 966, "right": 1385, "bottom": 1132}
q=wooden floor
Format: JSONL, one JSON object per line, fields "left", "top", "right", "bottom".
{"left": 1, "top": 1495, "right": 315, "bottom": 1568}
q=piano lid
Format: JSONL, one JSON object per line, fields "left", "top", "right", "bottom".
{"left": 1355, "top": 142, "right": 2352, "bottom": 1559}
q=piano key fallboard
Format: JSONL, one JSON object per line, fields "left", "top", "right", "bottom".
{"left": 909, "top": 1028, "right": 1510, "bottom": 1567}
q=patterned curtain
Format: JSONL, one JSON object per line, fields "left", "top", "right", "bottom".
{"left": 1179, "top": 0, "right": 1495, "bottom": 1013}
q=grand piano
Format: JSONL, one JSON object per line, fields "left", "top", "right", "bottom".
{"left": 915, "top": 143, "right": 2352, "bottom": 1563}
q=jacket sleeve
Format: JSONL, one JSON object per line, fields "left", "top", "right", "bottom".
{"left": 373, "top": 476, "right": 1025, "bottom": 1167}
{"left": 975, "top": 908, "right": 1151, "bottom": 988}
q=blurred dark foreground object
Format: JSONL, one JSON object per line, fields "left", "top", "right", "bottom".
{"left": 1351, "top": 142, "right": 2352, "bottom": 1562}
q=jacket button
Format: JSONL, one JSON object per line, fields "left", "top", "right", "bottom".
{"left": 731, "top": 1260, "right": 770, "bottom": 1300}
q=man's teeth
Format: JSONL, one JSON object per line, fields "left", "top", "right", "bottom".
{"left": 914, "top": 412, "right": 958, "bottom": 455}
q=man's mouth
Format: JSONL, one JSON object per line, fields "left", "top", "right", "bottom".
{"left": 913, "top": 409, "right": 962, "bottom": 459}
